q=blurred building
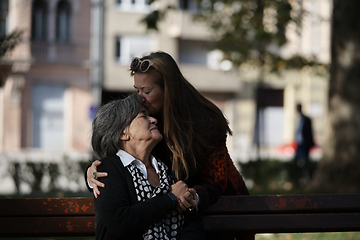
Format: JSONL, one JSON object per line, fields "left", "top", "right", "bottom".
{"left": 94, "top": 0, "right": 242, "bottom": 113}
{"left": 0, "top": 0, "right": 331, "bottom": 160}
{"left": 90, "top": 0, "right": 244, "bottom": 157}
{"left": 94, "top": 0, "right": 330, "bottom": 162}
{"left": 0, "top": 0, "right": 331, "bottom": 194}
{"left": 0, "top": 0, "right": 91, "bottom": 194}
{"left": 236, "top": 0, "right": 331, "bottom": 161}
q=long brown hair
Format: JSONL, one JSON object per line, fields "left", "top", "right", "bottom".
{"left": 131, "top": 51, "right": 232, "bottom": 180}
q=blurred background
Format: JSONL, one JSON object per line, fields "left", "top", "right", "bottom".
{"left": 0, "top": 0, "right": 359, "bottom": 199}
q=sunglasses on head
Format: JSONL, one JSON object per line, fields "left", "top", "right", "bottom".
{"left": 130, "top": 57, "right": 154, "bottom": 73}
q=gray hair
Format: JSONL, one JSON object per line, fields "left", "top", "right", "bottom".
{"left": 91, "top": 94, "right": 142, "bottom": 158}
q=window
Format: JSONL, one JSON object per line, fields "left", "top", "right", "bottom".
{"left": 115, "top": 35, "right": 151, "bottom": 64}
{"left": 0, "top": 0, "right": 8, "bottom": 11}
{"left": 178, "top": 40, "right": 232, "bottom": 70}
{"left": 32, "top": 84, "right": 66, "bottom": 149}
{"left": 179, "top": 40, "right": 222, "bottom": 67}
{"left": 116, "top": 0, "right": 150, "bottom": 12}
{"left": 254, "top": 89, "right": 284, "bottom": 147}
{"left": 31, "top": 0, "right": 47, "bottom": 41}
{"left": 259, "top": 107, "right": 285, "bottom": 146}
{"left": 179, "top": 40, "right": 209, "bottom": 65}
{"left": 0, "top": 0, "right": 8, "bottom": 37}
{"left": 56, "top": 0, "right": 71, "bottom": 42}
{"left": 115, "top": 37, "right": 121, "bottom": 60}
{"left": 179, "top": 0, "right": 199, "bottom": 11}
{"left": 0, "top": 18, "right": 5, "bottom": 37}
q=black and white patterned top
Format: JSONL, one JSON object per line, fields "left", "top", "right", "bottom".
{"left": 127, "top": 159, "right": 184, "bottom": 240}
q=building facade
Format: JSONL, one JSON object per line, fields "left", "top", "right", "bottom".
{"left": 1, "top": 0, "right": 91, "bottom": 153}
{"left": 0, "top": 0, "right": 91, "bottom": 194}
{"left": 0, "top": 0, "right": 331, "bottom": 194}
{"left": 96, "top": 0, "right": 331, "bottom": 162}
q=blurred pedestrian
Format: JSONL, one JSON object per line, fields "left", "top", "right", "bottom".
{"left": 293, "top": 103, "right": 315, "bottom": 184}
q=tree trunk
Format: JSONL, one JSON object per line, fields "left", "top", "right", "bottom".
{"left": 309, "top": 0, "right": 360, "bottom": 193}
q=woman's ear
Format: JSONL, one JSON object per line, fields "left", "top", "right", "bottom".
{"left": 120, "top": 129, "right": 130, "bottom": 141}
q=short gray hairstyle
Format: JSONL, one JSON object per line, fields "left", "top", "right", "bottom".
{"left": 91, "top": 94, "right": 142, "bottom": 158}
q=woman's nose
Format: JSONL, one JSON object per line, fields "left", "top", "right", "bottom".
{"left": 149, "top": 116, "right": 157, "bottom": 124}
{"left": 138, "top": 94, "right": 146, "bottom": 103}
{"left": 136, "top": 91, "right": 145, "bottom": 98}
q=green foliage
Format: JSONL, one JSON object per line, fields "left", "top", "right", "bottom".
{"left": 140, "top": 4, "right": 174, "bottom": 30}
{"left": 142, "top": 0, "right": 325, "bottom": 72}
{"left": 239, "top": 159, "right": 318, "bottom": 194}
{"left": 141, "top": 10, "right": 163, "bottom": 30}
{"left": 195, "top": 0, "right": 297, "bottom": 67}
{"left": 7, "top": 159, "right": 90, "bottom": 195}
{"left": 0, "top": 30, "right": 22, "bottom": 58}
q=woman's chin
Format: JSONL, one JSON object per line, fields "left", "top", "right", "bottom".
{"left": 152, "top": 132, "right": 163, "bottom": 142}
{"left": 155, "top": 134, "right": 163, "bottom": 142}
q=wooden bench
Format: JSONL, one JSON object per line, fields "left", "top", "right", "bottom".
{"left": 0, "top": 193, "right": 359, "bottom": 238}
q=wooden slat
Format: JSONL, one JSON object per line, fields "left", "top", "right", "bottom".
{"left": 205, "top": 194, "right": 360, "bottom": 214}
{"left": 2, "top": 194, "right": 360, "bottom": 217}
{"left": 2, "top": 212, "right": 359, "bottom": 237}
{"left": 0, "top": 198, "right": 95, "bottom": 216}
{"left": 203, "top": 212, "right": 360, "bottom": 233}
{"left": 0, "top": 194, "right": 360, "bottom": 237}
{"left": 0, "top": 216, "right": 96, "bottom": 237}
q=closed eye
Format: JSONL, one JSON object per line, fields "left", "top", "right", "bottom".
{"left": 138, "top": 109, "right": 149, "bottom": 118}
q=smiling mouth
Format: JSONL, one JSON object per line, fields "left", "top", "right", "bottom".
{"left": 150, "top": 126, "right": 158, "bottom": 131}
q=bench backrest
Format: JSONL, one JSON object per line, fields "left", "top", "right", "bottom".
{"left": 1, "top": 194, "right": 359, "bottom": 237}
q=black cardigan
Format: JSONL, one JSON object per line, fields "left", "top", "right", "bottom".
{"left": 94, "top": 155, "right": 204, "bottom": 240}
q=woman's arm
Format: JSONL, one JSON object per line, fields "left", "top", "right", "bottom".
{"left": 84, "top": 160, "right": 108, "bottom": 198}
{"left": 192, "top": 145, "right": 249, "bottom": 212}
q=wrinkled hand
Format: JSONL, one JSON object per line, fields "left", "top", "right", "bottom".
{"left": 187, "top": 188, "right": 198, "bottom": 210}
{"left": 170, "top": 181, "right": 189, "bottom": 199}
{"left": 87, "top": 160, "right": 108, "bottom": 198}
{"left": 171, "top": 181, "right": 198, "bottom": 212}
{"left": 178, "top": 188, "right": 198, "bottom": 212}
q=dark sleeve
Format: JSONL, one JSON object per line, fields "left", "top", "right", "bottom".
{"left": 192, "top": 145, "right": 249, "bottom": 212}
{"left": 191, "top": 145, "right": 228, "bottom": 211}
{"left": 303, "top": 116, "right": 315, "bottom": 148}
{"left": 193, "top": 182, "right": 223, "bottom": 212}
{"left": 94, "top": 156, "right": 177, "bottom": 239}
{"left": 177, "top": 210, "right": 205, "bottom": 240}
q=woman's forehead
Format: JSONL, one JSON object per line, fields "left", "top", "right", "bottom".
{"left": 134, "top": 73, "right": 156, "bottom": 86}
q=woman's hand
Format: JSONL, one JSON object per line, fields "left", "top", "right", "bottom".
{"left": 187, "top": 188, "right": 198, "bottom": 210}
{"left": 170, "top": 181, "right": 189, "bottom": 199}
{"left": 171, "top": 181, "right": 198, "bottom": 212}
{"left": 87, "top": 160, "right": 108, "bottom": 198}
{"left": 178, "top": 188, "right": 198, "bottom": 212}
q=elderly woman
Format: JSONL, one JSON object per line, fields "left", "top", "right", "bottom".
{"left": 91, "top": 94, "right": 204, "bottom": 240}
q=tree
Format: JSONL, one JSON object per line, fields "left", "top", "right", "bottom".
{"left": 0, "top": 30, "right": 22, "bottom": 86}
{"left": 143, "top": 1, "right": 360, "bottom": 192}
{"left": 0, "top": 30, "right": 22, "bottom": 58}
{"left": 143, "top": 0, "right": 320, "bottom": 71}
{"left": 143, "top": 0, "right": 324, "bottom": 160}
{"left": 308, "top": 0, "right": 360, "bottom": 193}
